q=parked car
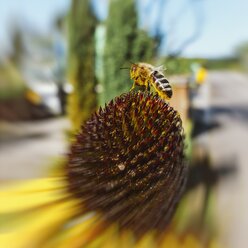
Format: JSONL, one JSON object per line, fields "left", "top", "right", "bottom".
{"left": 25, "top": 73, "right": 62, "bottom": 116}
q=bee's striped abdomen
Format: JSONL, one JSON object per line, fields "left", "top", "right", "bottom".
{"left": 151, "top": 71, "right": 173, "bottom": 99}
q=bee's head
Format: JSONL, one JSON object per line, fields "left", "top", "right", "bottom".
{"left": 130, "top": 64, "right": 138, "bottom": 79}
{"left": 120, "top": 62, "right": 138, "bottom": 79}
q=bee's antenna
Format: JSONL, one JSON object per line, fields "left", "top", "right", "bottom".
{"left": 120, "top": 67, "right": 130, "bottom": 70}
{"left": 129, "top": 61, "right": 135, "bottom": 65}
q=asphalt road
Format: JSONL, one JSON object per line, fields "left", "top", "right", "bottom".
{"left": 0, "top": 118, "right": 70, "bottom": 181}
{"left": 195, "top": 71, "right": 248, "bottom": 248}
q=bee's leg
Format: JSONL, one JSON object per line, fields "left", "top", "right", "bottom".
{"left": 144, "top": 79, "right": 150, "bottom": 92}
{"left": 130, "top": 82, "right": 136, "bottom": 91}
{"left": 147, "top": 82, "right": 151, "bottom": 92}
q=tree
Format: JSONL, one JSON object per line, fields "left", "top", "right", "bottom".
{"left": 236, "top": 42, "right": 248, "bottom": 71}
{"left": 9, "top": 24, "right": 25, "bottom": 67}
{"left": 102, "top": 0, "right": 156, "bottom": 104}
{"left": 132, "top": 29, "right": 156, "bottom": 63}
{"left": 67, "top": 0, "right": 98, "bottom": 131}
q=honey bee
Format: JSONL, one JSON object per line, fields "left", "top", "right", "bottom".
{"left": 129, "top": 62, "right": 173, "bottom": 100}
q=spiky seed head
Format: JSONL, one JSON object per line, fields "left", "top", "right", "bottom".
{"left": 67, "top": 91, "right": 187, "bottom": 236}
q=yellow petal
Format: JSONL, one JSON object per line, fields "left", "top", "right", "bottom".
{"left": 135, "top": 231, "right": 157, "bottom": 248}
{"left": 0, "top": 177, "right": 67, "bottom": 213}
{"left": 160, "top": 232, "right": 180, "bottom": 248}
{"left": 45, "top": 213, "right": 103, "bottom": 248}
{"left": 182, "top": 234, "right": 202, "bottom": 248}
{"left": 0, "top": 199, "right": 80, "bottom": 248}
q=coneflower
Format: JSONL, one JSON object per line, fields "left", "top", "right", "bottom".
{"left": 0, "top": 91, "right": 190, "bottom": 247}
{"left": 67, "top": 91, "right": 187, "bottom": 236}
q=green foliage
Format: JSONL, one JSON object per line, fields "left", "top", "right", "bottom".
{"left": 0, "top": 24, "right": 26, "bottom": 101}
{"left": 235, "top": 42, "right": 248, "bottom": 71}
{"left": 205, "top": 57, "right": 240, "bottom": 70}
{"left": 67, "top": 0, "right": 98, "bottom": 131}
{"left": 161, "top": 57, "right": 241, "bottom": 76}
{"left": 132, "top": 30, "right": 156, "bottom": 62}
{"left": 162, "top": 57, "right": 206, "bottom": 76}
{"left": 101, "top": 0, "right": 156, "bottom": 104}
{"left": 0, "top": 62, "right": 26, "bottom": 101}
{"left": 235, "top": 42, "right": 248, "bottom": 57}
{"left": 102, "top": 0, "right": 137, "bottom": 104}
{"left": 9, "top": 25, "right": 25, "bottom": 66}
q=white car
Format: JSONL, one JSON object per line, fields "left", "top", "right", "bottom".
{"left": 25, "top": 76, "right": 62, "bottom": 116}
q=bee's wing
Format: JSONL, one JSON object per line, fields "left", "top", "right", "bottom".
{"left": 154, "top": 65, "right": 166, "bottom": 73}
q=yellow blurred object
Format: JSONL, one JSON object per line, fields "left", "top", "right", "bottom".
{"left": 196, "top": 67, "right": 207, "bottom": 85}
{"left": 25, "top": 89, "right": 42, "bottom": 104}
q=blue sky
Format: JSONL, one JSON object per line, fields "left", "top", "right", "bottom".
{"left": 0, "top": 0, "right": 248, "bottom": 58}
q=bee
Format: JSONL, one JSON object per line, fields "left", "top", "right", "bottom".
{"left": 129, "top": 62, "right": 173, "bottom": 100}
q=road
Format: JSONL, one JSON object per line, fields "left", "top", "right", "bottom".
{"left": 0, "top": 118, "right": 70, "bottom": 181}
{"left": 195, "top": 71, "right": 248, "bottom": 248}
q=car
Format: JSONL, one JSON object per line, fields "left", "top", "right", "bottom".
{"left": 25, "top": 72, "right": 62, "bottom": 117}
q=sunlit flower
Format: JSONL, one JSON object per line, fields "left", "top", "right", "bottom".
{"left": 0, "top": 92, "right": 218, "bottom": 247}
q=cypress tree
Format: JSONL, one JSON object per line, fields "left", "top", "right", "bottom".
{"left": 103, "top": 0, "right": 137, "bottom": 103}
{"left": 67, "top": 0, "right": 97, "bottom": 131}
{"left": 102, "top": 0, "right": 156, "bottom": 104}
{"left": 132, "top": 29, "right": 156, "bottom": 63}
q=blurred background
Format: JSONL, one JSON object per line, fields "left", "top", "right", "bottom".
{"left": 0, "top": 0, "right": 248, "bottom": 247}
